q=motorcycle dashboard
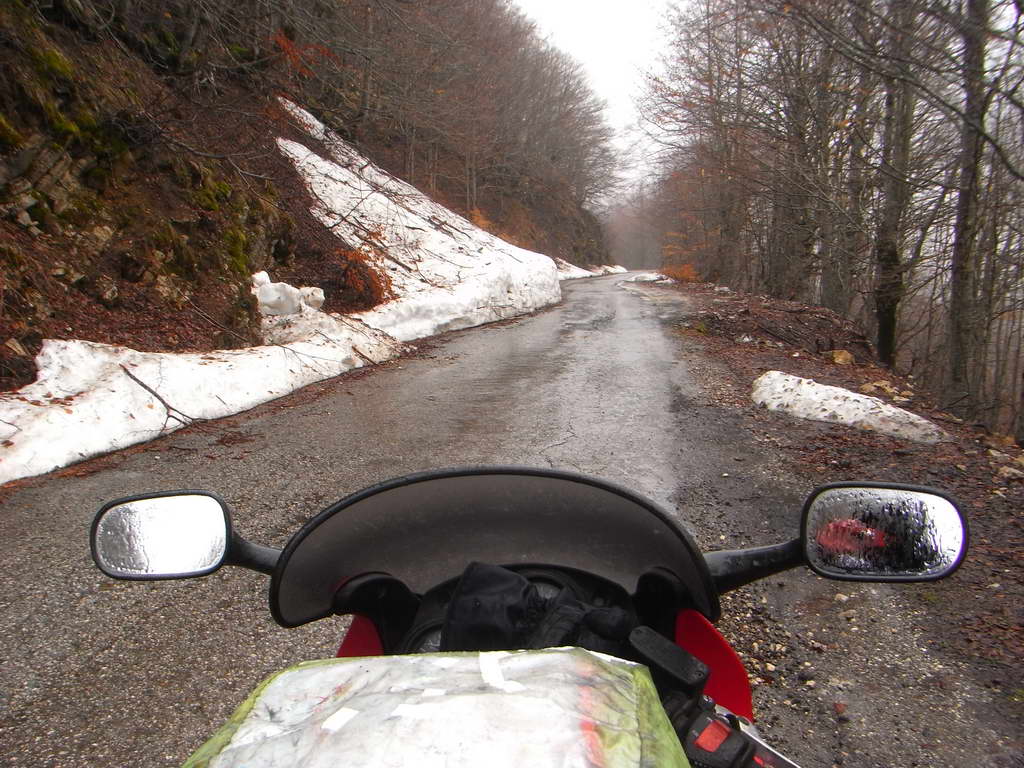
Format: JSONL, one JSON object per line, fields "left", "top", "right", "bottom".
{"left": 269, "top": 467, "right": 718, "bottom": 627}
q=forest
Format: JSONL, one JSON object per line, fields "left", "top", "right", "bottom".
{"left": 610, "top": 0, "right": 1024, "bottom": 441}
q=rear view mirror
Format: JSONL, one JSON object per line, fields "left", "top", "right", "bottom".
{"left": 91, "top": 492, "right": 231, "bottom": 580}
{"left": 802, "top": 483, "right": 966, "bottom": 582}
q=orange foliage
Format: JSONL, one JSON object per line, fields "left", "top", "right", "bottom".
{"left": 272, "top": 30, "right": 338, "bottom": 78}
{"left": 468, "top": 206, "right": 531, "bottom": 249}
{"left": 468, "top": 207, "right": 493, "bottom": 231}
{"left": 335, "top": 246, "right": 394, "bottom": 307}
{"left": 661, "top": 263, "right": 701, "bottom": 283}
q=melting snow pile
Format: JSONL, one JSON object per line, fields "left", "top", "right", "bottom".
{"left": 553, "top": 257, "right": 596, "bottom": 280}
{"left": 1, "top": 328, "right": 406, "bottom": 483}
{"left": 752, "top": 371, "right": 948, "bottom": 444}
{"left": 552, "top": 260, "right": 628, "bottom": 280}
{"left": 252, "top": 271, "right": 324, "bottom": 315}
{"left": 622, "top": 272, "right": 673, "bottom": 284}
{"left": 0, "top": 102, "right": 573, "bottom": 485}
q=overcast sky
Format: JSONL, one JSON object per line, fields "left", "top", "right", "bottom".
{"left": 512, "top": 0, "right": 671, "bottom": 139}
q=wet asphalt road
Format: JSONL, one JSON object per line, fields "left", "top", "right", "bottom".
{"left": 0, "top": 275, "right": 803, "bottom": 767}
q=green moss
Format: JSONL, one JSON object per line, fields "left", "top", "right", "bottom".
{"left": 224, "top": 228, "right": 249, "bottom": 275}
{"left": 0, "top": 113, "right": 24, "bottom": 149}
{"left": 74, "top": 109, "right": 98, "bottom": 132}
{"left": 227, "top": 44, "right": 254, "bottom": 61}
{"left": 151, "top": 221, "right": 178, "bottom": 249}
{"left": 191, "top": 179, "right": 232, "bottom": 212}
{"left": 60, "top": 192, "right": 103, "bottom": 227}
{"left": 30, "top": 45, "right": 74, "bottom": 81}
{"left": 49, "top": 113, "right": 80, "bottom": 141}
{"left": 168, "top": 245, "right": 199, "bottom": 279}
{"left": 157, "top": 27, "right": 179, "bottom": 52}
{"left": 37, "top": 98, "right": 82, "bottom": 143}
{"left": 191, "top": 187, "right": 220, "bottom": 211}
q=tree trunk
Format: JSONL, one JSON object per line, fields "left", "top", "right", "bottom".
{"left": 354, "top": 5, "right": 374, "bottom": 125}
{"left": 947, "top": 0, "right": 989, "bottom": 415}
{"left": 871, "top": 0, "right": 916, "bottom": 367}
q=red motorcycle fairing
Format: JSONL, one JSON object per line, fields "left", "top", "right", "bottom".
{"left": 337, "top": 614, "right": 383, "bottom": 657}
{"left": 336, "top": 609, "right": 754, "bottom": 723}
{"left": 675, "top": 609, "right": 753, "bottom": 721}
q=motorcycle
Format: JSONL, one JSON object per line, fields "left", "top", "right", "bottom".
{"left": 90, "top": 466, "right": 967, "bottom": 768}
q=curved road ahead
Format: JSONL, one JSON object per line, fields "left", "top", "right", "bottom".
{"left": 0, "top": 275, "right": 803, "bottom": 766}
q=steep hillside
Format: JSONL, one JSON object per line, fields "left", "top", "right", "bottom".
{"left": 0, "top": 3, "right": 608, "bottom": 392}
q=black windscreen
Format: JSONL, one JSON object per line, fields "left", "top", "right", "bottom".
{"left": 270, "top": 467, "right": 717, "bottom": 627}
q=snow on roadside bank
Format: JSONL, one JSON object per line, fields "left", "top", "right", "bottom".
{"left": 0, "top": 103, "right": 575, "bottom": 485}
{"left": 752, "top": 371, "right": 948, "bottom": 444}
{"left": 0, "top": 324, "right": 405, "bottom": 484}
{"left": 278, "top": 101, "right": 560, "bottom": 341}
{"left": 622, "top": 272, "right": 673, "bottom": 283}
{"left": 554, "top": 257, "right": 596, "bottom": 279}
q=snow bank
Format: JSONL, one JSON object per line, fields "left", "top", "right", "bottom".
{"left": 552, "top": 260, "right": 629, "bottom": 280}
{"left": 278, "top": 101, "right": 560, "bottom": 341}
{"left": 622, "top": 272, "right": 673, "bottom": 284}
{"left": 0, "top": 326, "right": 405, "bottom": 483}
{"left": 752, "top": 371, "right": 948, "bottom": 444}
{"left": 554, "top": 258, "right": 597, "bottom": 280}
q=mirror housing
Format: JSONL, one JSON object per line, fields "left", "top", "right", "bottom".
{"left": 91, "top": 491, "right": 232, "bottom": 580}
{"left": 801, "top": 482, "right": 967, "bottom": 582}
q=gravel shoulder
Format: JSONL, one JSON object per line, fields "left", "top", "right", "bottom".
{"left": 655, "top": 282, "right": 1024, "bottom": 767}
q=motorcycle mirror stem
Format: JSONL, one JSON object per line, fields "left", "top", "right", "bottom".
{"left": 703, "top": 539, "right": 804, "bottom": 595}
{"left": 224, "top": 533, "right": 280, "bottom": 575}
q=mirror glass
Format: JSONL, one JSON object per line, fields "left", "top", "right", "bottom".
{"left": 93, "top": 494, "right": 229, "bottom": 579}
{"left": 805, "top": 487, "right": 965, "bottom": 580}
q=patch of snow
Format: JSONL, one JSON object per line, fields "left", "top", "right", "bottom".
{"left": 752, "top": 371, "right": 948, "bottom": 444}
{"left": 252, "top": 271, "right": 325, "bottom": 316}
{"left": 554, "top": 258, "right": 597, "bottom": 280}
{"left": 622, "top": 272, "right": 674, "bottom": 284}
{"left": 591, "top": 265, "right": 628, "bottom": 275}
{"left": 299, "top": 286, "right": 325, "bottom": 311}
{"left": 0, "top": 329, "right": 405, "bottom": 483}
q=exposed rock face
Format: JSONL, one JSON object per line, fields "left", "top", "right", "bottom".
{"left": 1, "top": 134, "right": 91, "bottom": 232}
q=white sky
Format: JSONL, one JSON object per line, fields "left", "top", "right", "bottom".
{"left": 512, "top": 0, "right": 670, "bottom": 138}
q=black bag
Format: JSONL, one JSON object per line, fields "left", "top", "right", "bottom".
{"left": 439, "top": 562, "right": 635, "bottom": 656}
